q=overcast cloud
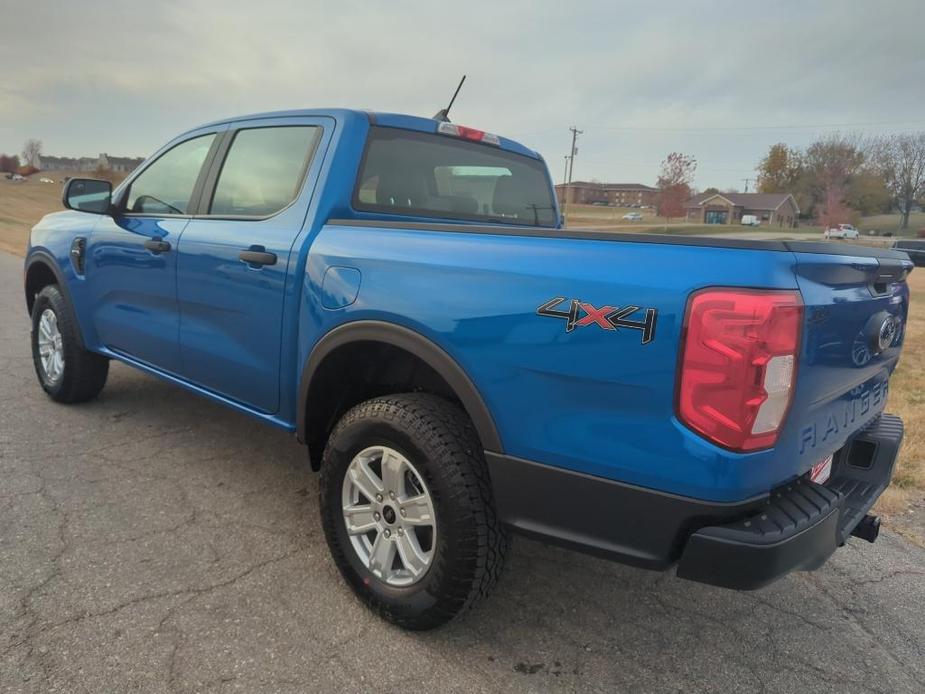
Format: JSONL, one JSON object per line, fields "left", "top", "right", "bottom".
{"left": 1, "top": 0, "right": 923, "bottom": 189}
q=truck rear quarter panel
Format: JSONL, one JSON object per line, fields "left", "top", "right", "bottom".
{"left": 303, "top": 223, "right": 806, "bottom": 503}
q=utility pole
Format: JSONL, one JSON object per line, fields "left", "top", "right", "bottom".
{"left": 741, "top": 177, "right": 753, "bottom": 193}
{"left": 567, "top": 126, "right": 583, "bottom": 185}
{"left": 563, "top": 126, "right": 583, "bottom": 226}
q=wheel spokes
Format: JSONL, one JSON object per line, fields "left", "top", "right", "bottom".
{"left": 348, "top": 460, "right": 383, "bottom": 502}
{"left": 380, "top": 448, "right": 405, "bottom": 495}
{"left": 343, "top": 503, "right": 378, "bottom": 535}
{"left": 368, "top": 531, "right": 397, "bottom": 576}
{"left": 395, "top": 531, "right": 428, "bottom": 577}
{"left": 37, "top": 309, "right": 64, "bottom": 384}
{"left": 400, "top": 494, "right": 434, "bottom": 526}
{"left": 341, "top": 445, "right": 437, "bottom": 587}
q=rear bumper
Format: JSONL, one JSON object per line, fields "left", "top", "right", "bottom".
{"left": 487, "top": 414, "right": 902, "bottom": 589}
{"left": 678, "top": 414, "right": 902, "bottom": 589}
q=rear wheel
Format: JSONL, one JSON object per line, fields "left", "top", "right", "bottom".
{"left": 31, "top": 285, "right": 109, "bottom": 403}
{"left": 319, "top": 393, "right": 508, "bottom": 630}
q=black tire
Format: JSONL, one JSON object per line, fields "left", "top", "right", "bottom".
{"left": 31, "top": 284, "right": 109, "bottom": 403}
{"left": 319, "top": 393, "right": 508, "bottom": 630}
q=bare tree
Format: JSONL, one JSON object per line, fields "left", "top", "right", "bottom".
{"left": 22, "top": 139, "right": 43, "bottom": 168}
{"left": 873, "top": 132, "right": 925, "bottom": 230}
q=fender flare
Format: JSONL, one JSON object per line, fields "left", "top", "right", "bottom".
{"left": 296, "top": 320, "right": 503, "bottom": 453}
{"left": 24, "top": 251, "right": 87, "bottom": 349}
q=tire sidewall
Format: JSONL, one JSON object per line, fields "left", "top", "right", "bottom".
{"left": 321, "top": 412, "right": 479, "bottom": 620}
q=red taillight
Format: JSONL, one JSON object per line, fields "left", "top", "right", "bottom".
{"left": 677, "top": 288, "right": 803, "bottom": 452}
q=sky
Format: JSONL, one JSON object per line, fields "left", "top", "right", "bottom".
{"left": 1, "top": 0, "right": 923, "bottom": 191}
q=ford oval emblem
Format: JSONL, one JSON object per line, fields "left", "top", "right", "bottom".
{"left": 877, "top": 315, "right": 898, "bottom": 352}
{"left": 864, "top": 311, "right": 900, "bottom": 355}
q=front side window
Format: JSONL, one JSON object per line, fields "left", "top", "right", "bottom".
{"left": 126, "top": 134, "right": 215, "bottom": 214}
{"left": 354, "top": 127, "right": 557, "bottom": 227}
{"left": 209, "top": 126, "right": 321, "bottom": 217}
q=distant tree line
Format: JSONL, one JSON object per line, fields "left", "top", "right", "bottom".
{"left": 756, "top": 132, "right": 925, "bottom": 229}
{"left": 1, "top": 139, "right": 43, "bottom": 175}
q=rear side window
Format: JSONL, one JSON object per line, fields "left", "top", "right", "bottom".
{"left": 354, "top": 127, "right": 557, "bottom": 227}
{"left": 209, "top": 126, "right": 321, "bottom": 217}
{"left": 126, "top": 134, "right": 215, "bottom": 214}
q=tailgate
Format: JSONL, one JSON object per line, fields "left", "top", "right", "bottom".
{"left": 783, "top": 243, "right": 912, "bottom": 471}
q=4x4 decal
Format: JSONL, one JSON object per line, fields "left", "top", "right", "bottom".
{"left": 537, "top": 296, "right": 657, "bottom": 344}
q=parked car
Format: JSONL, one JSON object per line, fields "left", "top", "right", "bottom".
{"left": 894, "top": 239, "right": 925, "bottom": 266}
{"left": 741, "top": 215, "right": 760, "bottom": 226}
{"left": 23, "top": 108, "right": 910, "bottom": 630}
{"left": 39, "top": 177, "right": 55, "bottom": 184}
{"left": 9, "top": 173, "right": 25, "bottom": 182}
{"left": 824, "top": 223, "right": 860, "bottom": 240}
{"left": 622, "top": 212, "right": 643, "bottom": 221}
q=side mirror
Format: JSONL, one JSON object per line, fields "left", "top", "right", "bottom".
{"left": 63, "top": 178, "right": 112, "bottom": 215}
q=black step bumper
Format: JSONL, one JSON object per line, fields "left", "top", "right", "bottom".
{"left": 487, "top": 414, "right": 903, "bottom": 590}
{"left": 676, "top": 414, "right": 903, "bottom": 589}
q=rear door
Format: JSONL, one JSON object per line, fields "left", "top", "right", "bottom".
{"left": 175, "top": 117, "right": 329, "bottom": 413}
{"left": 87, "top": 130, "right": 221, "bottom": 372}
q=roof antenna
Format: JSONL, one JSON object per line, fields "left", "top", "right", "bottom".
{"left": 433, "top": 75, "right": 466, "bottom": 122}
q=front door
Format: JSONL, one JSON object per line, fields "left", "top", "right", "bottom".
{"left": 705, "top": 209, "right": 728, "bottom": 224}
{"left": 176, "top": 119, "right": 327, "bottom": 413}
{"left": 86, "top": 132, "right": 220, "bottom": 372}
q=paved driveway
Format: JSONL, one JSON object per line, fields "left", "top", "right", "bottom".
{"left": 2, "top": 251, "right": 924, "bottom": 693}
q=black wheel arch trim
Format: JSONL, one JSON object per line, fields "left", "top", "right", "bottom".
{"left": 297, "top": 320, "right": 503, "bottom": 453}
{"left": 24, "top": 252, "right": 87, "bottom": 349}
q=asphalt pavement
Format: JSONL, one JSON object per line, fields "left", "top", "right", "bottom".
{"left": 1, "top": 250, "right": 924, "bottom": 693}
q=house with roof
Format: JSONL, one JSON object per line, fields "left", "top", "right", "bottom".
{"left": 685, "top": 192, "right": 800, "bottom": 228}
{"left": 38, "top": 153, "right": 144, "bottom": 173}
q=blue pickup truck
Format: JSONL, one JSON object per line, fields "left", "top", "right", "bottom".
{"left": 24, "top": 109, "right": 911, "bottom": 629}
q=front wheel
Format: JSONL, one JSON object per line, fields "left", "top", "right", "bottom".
{"left": 31, "top": 285, "right": 109, "bottom": 403}
{"left": 319, "top": 394, "right": 508, "bottom": 630}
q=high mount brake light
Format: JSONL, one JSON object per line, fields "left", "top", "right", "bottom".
{"left": 677, "top": 288, "right": 803, "bottom": 452}
{"left": 437, "top": 122, "right": 501, "bottom": 146}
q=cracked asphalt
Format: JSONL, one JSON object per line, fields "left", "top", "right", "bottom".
{"left": 1, "top": 250, "right": 924, "bottom": 693}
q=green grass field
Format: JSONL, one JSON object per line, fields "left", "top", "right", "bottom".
{"left": 564, "top": 204, "right": 923, "bottom": 239}
{"left": 858, "top": 211, "right": 925, "bottom": 236}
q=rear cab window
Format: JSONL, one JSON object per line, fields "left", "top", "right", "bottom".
{"left": 354, "top": 126, "right": 557, "bottom": 227}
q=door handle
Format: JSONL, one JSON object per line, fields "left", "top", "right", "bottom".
{"left": 144, "top": 239, "right": 171, "bottom": 254}
{"left": 239, "top": 249, "right": 277, "bottom": 267}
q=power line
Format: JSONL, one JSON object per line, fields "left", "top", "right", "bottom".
{"left": 517, "top": 118, "right": 925, "bottom": 138}
{"left": 581, "top": 119, "right": 925, "bottom": 133}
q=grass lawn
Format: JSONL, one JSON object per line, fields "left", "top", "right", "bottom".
{"left": 877, "top": 268, "right": 925, "bottom": 519}
{"left": 859, "top": 211, "right": 925, "bottom": 236}
{"left": 0, "top": 174, "right": 70, "bottom": 256}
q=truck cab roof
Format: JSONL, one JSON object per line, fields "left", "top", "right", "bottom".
{"left": 193, "top": 108, "right": 544, "bottom": 160}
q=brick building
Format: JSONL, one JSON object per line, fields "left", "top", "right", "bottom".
{"left": 555, "top": 182, "right": 659, "bottom": 207}
{"left": 38, "top": 153, "right": 144, "bottom": 173}
{"left": 685, "top": 192, "right": 800, "bottom": 228}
